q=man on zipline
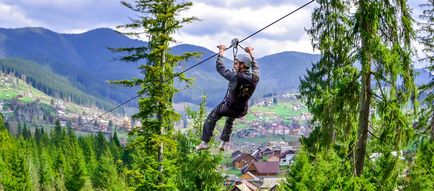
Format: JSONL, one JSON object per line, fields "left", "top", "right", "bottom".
{"left": 196, "top": 44, "right": 259, "bottom": 151}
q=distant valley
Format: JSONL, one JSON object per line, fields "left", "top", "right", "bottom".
{"left": 0, "top": 27, "right": 432, "bottom": 114}
{"left": 0, "top": 27, "right": 321, "bottom": 108}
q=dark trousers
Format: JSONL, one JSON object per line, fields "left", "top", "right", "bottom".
{"left": 202, "top": 102, "right": 237, "bottom": 142}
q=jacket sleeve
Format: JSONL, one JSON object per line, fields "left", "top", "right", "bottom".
{"left": 216, "top": 55, "right": 237, "bottom": 81}
{"left": 251, "top": 57, "right": 260, "bottom": 82}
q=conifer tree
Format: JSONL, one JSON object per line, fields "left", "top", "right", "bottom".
{"left": 300, "top": 0, "right": 358, "bottom": 153}
{"left": 417, "top": 0, "right": 434, "bottom": 139}
{"left": 64, "top": 129, "right": 87, "bottom": 191}
{"left": 92, "top": 150, "right": 127, "bottom": 190}
{"left": 94, "top": 131, "right": 108, "bottom": 159}
{"left": 354, "top": 0, "right": 416, "bottom": 180}
{"left": 2, "top": 139, "right": 32, "bottom": 190}
{"left": 174, "top": 99, "right": 224, "bottom": 190}
{"left": 79, "top": 136, "right": 99, "bottom": 174}
{"left": 294, "top": 0, "right": 417, "bottom": 189}
{"left": 113, "top": 0, "right": 199, "bottom": 189}
{"left": 38, "top": 147, "right": 55, "bottom": 190}
{"left": 407, "top": 1, "right": 434, "bottom": 189}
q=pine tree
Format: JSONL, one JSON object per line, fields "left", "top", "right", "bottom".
{"left": 37, "top": 147, "right": 55, "bottom": 190}
{"left": 174, "top": 98, "right": 224, "bottom": 190}
{"left": 354, "top": 0, "right": 416, "bottom": 181}
{"left": 300, "top": 0, "right": 358, "bottom": 153}
{"left": 113, "top": 0, "right": 199, "bottom": 189}
{"left": 407, "top": 1, "right": 434, "bottom": 189}
{"left": 64, "top": 129, "right": 87, "bottom": 191}
{"left": 1, "top": 139, "right": 32, "bottom": 190}
{"left": 417, "top": 0, "right": 434, "bottom": 139}
{"left": 94, "top": 131, "right": 108, "bottom": 159}
{"left": 92, "top": 150, "right": 127, "bottom": 190}
{"left": 294, "top": 0, "right": 417, "bottom": 190}
{"left": 78, "top": 136, "right": 98, "bottom": 177}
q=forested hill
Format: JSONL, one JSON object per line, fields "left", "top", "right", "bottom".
{"left": 0, "top": 27, "right": 321, "bottom": 107}
{"left": 0, "top": 58, "right": 117, "bottom": 111}
{"left": 0, "top": 27, "right": 142, "bottom": 107}
{"left": 0, "top": 27, "right": 430, "bottom": 107}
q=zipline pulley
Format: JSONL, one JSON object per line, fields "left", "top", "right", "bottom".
{"left": 231, "top": 38, "right": 240, "bottom": 59}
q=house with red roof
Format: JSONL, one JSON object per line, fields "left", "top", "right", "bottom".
{"left": 244, "top": 161, "right": 280, "bottom": 177}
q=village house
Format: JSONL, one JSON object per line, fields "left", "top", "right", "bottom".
{"left": 280, "top": 150, "right": 296, "bottom": 166}
{"left": 243, "top": 161, "right": 280, "bottom": 177}
{"left": 240, "top": 171, "right": 260, "bottom": 182}
{"left": 232, "top": 153, "right": 256, "bottom": 169}
{"left": 232, "top": 150, "right": 242, "bottom": 158}
{"left": 230, "top": 179, "right": 258, "bottom": 191}
{"left": 260, "top": 178, "right": 284, "bottom": 191}
{"left": 266, "top": 153, "right": 280, "bottom": 162}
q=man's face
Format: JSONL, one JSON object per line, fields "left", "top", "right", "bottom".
{"left": 233, "top": 59, "right": 242, "bottom": 71}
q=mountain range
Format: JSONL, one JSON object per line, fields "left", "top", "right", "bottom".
{"left": 0, "top": 27, "right": 431, "bottom": 108}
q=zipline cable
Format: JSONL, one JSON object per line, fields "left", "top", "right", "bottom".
{"left": 84, "top": 0, "right": 315, "bottom": 125}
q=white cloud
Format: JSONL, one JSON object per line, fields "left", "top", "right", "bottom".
{"left": 2, "top": 0, "right": 426, "bottom": 61}
{"left": 173, "top": 1, "right": 315, "bottom": 57}
{"left": 0, "top": 3, "right": 41, "bottom": 28}
{"left": 3, "top": 0, "right": 90, "bottom": 9}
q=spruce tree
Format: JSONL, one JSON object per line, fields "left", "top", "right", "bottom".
{"left": 294, "top": 0, "right": 417, "bottom": 189}
{"left": 37, "top": 147, "right": 55, "bottom": 190}
{"left": 354, "top": 0, "right": 416, "bottom": 181}
{"left": 113, "top": 0, "right": 199, "bottom": 189}
{"left": 407, "top": 0, "right": 434, "bottom": 189}
{"left": 174, "top": 99, "right": 224, "bottom": 190}
{"left": 92, "top": 150, "right": 127, "bottom": 190}
{"left": 300, "top": 0, "right": 358, "bottom": 153}
{"left": 417, "top": 0, "right": 434, "bottom": 139}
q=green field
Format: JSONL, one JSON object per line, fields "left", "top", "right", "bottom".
{"left": 251, "top": 102, "right": 308, "bottom": 118}
{"left": 0, "top": 80, "right": 51, "bottom": 104}
{"left": 225, "top": 168, "right": 241, "bottom": 176}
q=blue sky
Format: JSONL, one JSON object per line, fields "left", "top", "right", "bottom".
{"left": 0, "top": 0, "right": 427, "bottom": 64}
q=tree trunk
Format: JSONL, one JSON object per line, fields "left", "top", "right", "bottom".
{"left": 355, "top": 0, "right": 372, "bottom": 176}
{"left": 158, "top": 51, "right": 166, "bottom": 175}
{"left": 355, "top": 65, "right": 371, "bottom": 176}
{"left": 431, "top": 113, "right": 434, "bottom": 140}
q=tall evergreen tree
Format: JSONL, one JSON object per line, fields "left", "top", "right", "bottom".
{"left": 64, "top": 129, "right": 87, "bottom": 191}
{"left": 300, "top": 0, "right": 358, "bottom": 153}
{"left": 37, "top": 147, "right": 55, "bottom": 190}
{"left": 354, "top": 0, "right": 416, "bottom": 180}
{"left": 174, "top": 99, "right": 224, "bottom": 190}
{"left": 1, "top": 139, "right": 32, "bottom": 190}
{"left": 293, "top": 0, "right": 417, "bottom": 190}
{"left": 417, "top": 0, "right": 434, "bottom": 139}
{"left": 407, "top": 1, "right": 434, "bottom": 189}
{"left": 113, "top": 0, "right": 199, "bottom": 189}
{"left": 92, "top": 150, "right": 127, "bottom": 190}
{"left": 94, "top": 131, "right": 108, "bottom": 159}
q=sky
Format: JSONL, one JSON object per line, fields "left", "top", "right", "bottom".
{"left": 0, "top": 0, "right": 428, "bottom": 66}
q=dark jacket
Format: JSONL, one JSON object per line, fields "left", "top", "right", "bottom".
{"left": 216, "top": 55, "right": 260, "bottom": 117}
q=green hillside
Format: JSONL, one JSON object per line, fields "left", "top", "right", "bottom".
{"left": 0, "top": 58, "right": 120, "bottom": 112}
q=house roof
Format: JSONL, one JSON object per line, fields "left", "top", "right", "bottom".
{"left": 232, "top": 150, "right": 242, "bottom": 158}
{"left": 241, "top": 171, "right": 260, "bottom": 181}
{"left": 233, "top": 153, "right": 254, "bottom": 163}
{"left": 280, "top": 150, "right": 296, "bottom": 158}
{"left": 251, "top": 161, "right": 280, "bottom": 174}
{"left": 242, "top": 179, "right": 258, "bottom": 191}
{"left": 241, "top": 164, "right": 249, "bottom": 174}
{"left": 261, "top": 178, "right": 284, "bottom": 188}
{"left": 232, "top": 183, "right": 251, "bottom": 191}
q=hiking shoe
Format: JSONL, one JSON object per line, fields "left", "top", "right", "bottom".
{"left": 218, "top": 141, "right": 229, "bottom": 151}
{"left": 195, "top": 141, "right": 209, "bottom": 151}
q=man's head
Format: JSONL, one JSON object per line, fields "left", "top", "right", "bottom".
{"left": 234, "top": 54, "right": 252, "bottom": 72}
